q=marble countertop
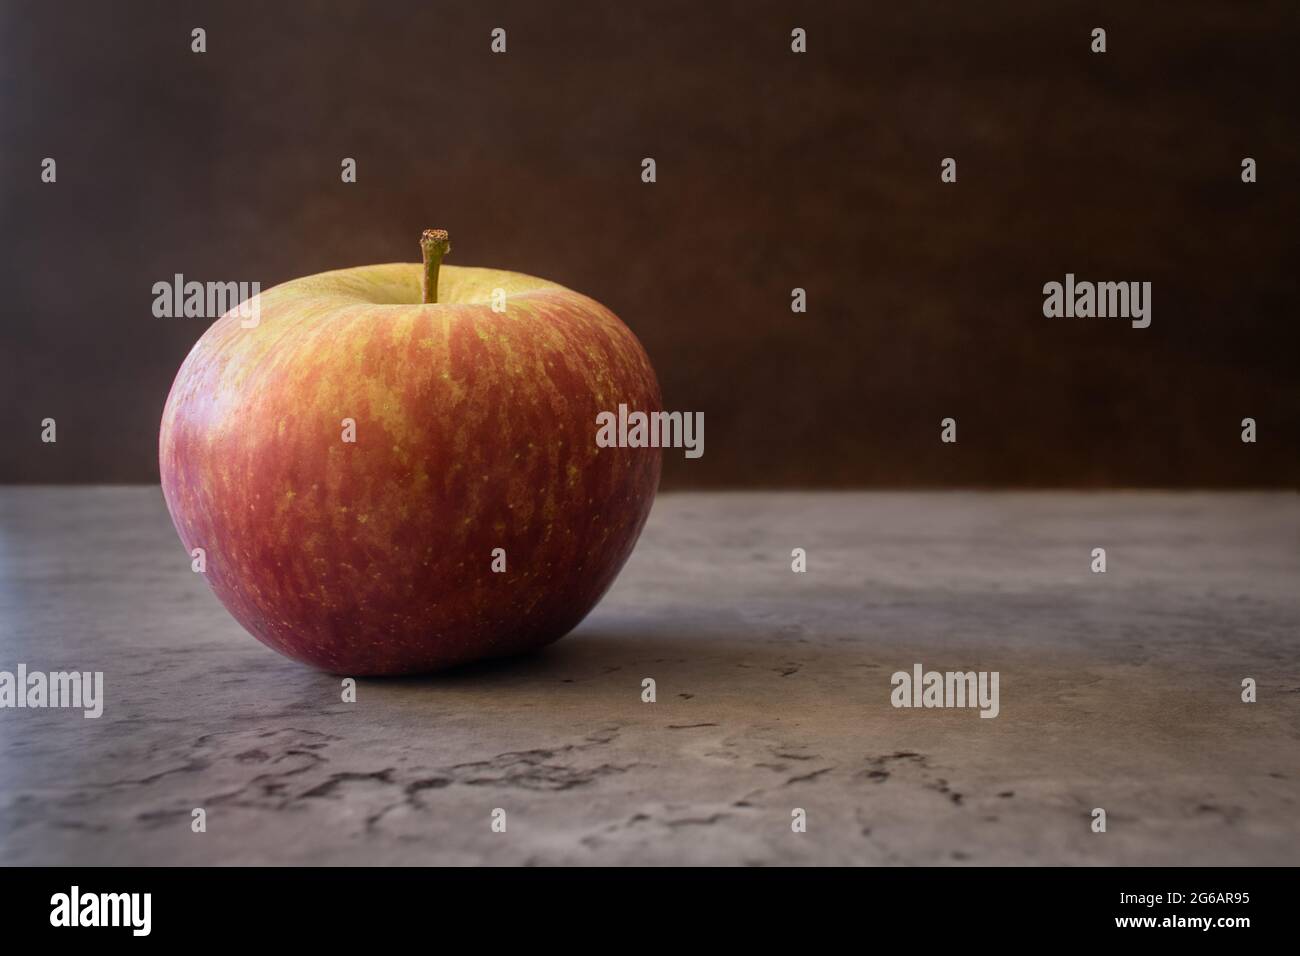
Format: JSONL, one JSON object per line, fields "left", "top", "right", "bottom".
{"left": 1, "top": 488, "right": 1296, "bottom": 865}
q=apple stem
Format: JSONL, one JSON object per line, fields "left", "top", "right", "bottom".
{"left": 419, "top": 229, "right": 452, "bottom": 304}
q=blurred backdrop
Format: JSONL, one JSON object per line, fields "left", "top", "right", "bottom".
{"left": 1, "top": 0, "right": 1295, "bottom": 488}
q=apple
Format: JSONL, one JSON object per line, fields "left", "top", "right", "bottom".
{"left": 159, "top": 230, "right": 661, "bottom": 675}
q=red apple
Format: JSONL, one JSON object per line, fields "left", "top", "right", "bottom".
{"left": 159, "top": 230, "right": 661, "bottom": 675}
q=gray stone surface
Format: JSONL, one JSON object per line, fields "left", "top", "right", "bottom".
{"left": 0, "top": 487, "right": 1296, "bottom": 866}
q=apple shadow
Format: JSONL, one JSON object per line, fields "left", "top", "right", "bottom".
{"left": 355, "top": 610, "right": 898, "bottom": 699}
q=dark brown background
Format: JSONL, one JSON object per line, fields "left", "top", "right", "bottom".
{"left": 1, "top": 0, "right": 1295, "bottom": 488}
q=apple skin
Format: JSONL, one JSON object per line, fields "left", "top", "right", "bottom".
{"left": 159, "top": 262, "right": 661, "bottom": 675}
